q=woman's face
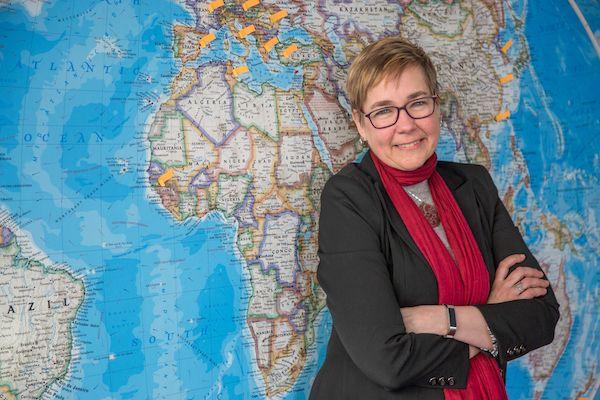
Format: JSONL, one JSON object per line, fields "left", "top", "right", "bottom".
{"left": 353, "top": 65, "right": 440, "bottom": 171}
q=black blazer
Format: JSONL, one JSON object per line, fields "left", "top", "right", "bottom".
{"left": 310, "top": 151, "right": 559, "bottom": 399}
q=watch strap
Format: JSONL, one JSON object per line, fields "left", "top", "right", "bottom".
{"left": 444, "top": 304, "right": 457, "bottom": 338}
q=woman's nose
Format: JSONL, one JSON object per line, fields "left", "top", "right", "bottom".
{"left": 393, "top": 108, "right": 417, "bottom": 132}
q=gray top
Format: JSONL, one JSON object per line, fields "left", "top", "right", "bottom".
{"left": 403, "top": 180, "right": 454, "bottom": 258}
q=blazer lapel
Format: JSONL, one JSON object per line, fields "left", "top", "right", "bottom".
{"left": 358, "top": 152, "right": 428, "bottom": 264}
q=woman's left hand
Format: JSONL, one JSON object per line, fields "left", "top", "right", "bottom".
{"left": 400, "top": 305, "right": 447, "bottom": 336}
{"left": 488, "top": 254, "right": 549, "bottom": 304}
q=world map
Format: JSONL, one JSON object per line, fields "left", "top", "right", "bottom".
{"left": 0, "top": 0, "right": 598, "bottom": 399}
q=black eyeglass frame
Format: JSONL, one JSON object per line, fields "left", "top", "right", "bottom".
{"left": 361, "top": 95, "right": 439, "bottom": 129}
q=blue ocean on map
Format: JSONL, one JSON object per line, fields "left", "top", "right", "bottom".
{"left": 0, "top": 0, "right": 266, "bottom": 398}
{"left": 504, "top": 1, "right": 599, "bottom": 399}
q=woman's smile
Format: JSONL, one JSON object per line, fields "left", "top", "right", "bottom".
{"left": 393, "top": 137, "right": 426, "bottom": 150}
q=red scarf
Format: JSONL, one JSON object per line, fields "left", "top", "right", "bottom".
{"left": 372, "top": 152, "right": 507, "bottom": 400}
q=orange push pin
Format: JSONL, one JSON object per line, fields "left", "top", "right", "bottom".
{"left": 499, "top": 73, "right": 513, "bottom": 84}
{"left": 208, "top": 0, "right": 224, "bottom": 12}
{"left": 233, "top": 65, "right": 249, "bottom": 77}
{"left": 158, "top": 169, "right": 174, "bottom": 187}
{"left": 282, "top": 44, "right": 298, "bottom": 58}
{"left": 264, "top": 37, "right": 279, "bottom": 52}
{"left": 269, "top": 10, "right": 287, "bottom": 23}
{"left": 495, "top": 110, "right": 510, "bottom": 122}
{"left": 239, "top": 25, "right": 256, "bottom": 39}
{"left": 243, "top": 0, "right": 260, "bottom": 11}
{"left": 501, "top": 39, "right": 513, "bottom": 55}
{"left": 199, "top": 33, "right": 216, "bottom": 48}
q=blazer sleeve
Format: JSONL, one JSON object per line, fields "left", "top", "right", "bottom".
{"left": 472, "top": 165, "right": 560, "bottom": 367}
{"left": 317, "top": 173, "right": 470, "bottom": 391}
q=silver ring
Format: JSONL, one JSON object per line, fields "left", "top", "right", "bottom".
{"left": 515, "top": 282, "right": 524, "bottom": 294}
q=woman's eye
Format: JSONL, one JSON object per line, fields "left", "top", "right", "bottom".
{"left": 410, "top": 100, "right": 426, "bottom": 107}
{"left": 373, "top": 107, "right": 392, "bottom": 117}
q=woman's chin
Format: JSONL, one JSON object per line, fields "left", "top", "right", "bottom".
{"left": 385, "top": 149, "right": 432, "bottom": 171}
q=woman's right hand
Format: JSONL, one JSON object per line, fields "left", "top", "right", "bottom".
{"left": 488, "top": 254, "right": 550, "bottom": 304}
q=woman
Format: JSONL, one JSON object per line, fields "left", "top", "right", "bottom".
{"left": 310, "top": 37, "right": 559, "bottom": 399}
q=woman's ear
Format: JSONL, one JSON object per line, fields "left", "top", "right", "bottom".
{"left": 352, "top": 110, "right": 369, "bottom": 147}
{"left": 352, "top": 110, "right": 364, "bottom": 134}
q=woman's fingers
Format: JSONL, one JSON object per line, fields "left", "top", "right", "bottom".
{"left": 512, "top": 276, "right": 549, "bottom": 299}
{"left": 505, "top": 266, "right": 545, "bottom": 286}
{"left": 517, "top": 277, "right": 550, "bottom": 290}
{"left": 517, "top": 287, "right": 548, "bottom": 299}
{"left": 495, "top": 254, "right": 526, "bottom": 282}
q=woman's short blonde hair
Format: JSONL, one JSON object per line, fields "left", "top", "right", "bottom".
{"left": 346, "top": 36, "right": 438, "bottom": 114}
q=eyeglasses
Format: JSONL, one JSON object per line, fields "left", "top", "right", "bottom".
{"left": 362, "top": 95, "right": 438, "bottom": 129}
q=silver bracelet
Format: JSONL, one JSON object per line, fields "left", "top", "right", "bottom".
{"left": 481, "top": 326, "right": 499, "bottom": 358}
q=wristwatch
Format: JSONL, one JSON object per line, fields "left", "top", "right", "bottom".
{"left": 444, "top": 305, "right": 457, "bottom": 338}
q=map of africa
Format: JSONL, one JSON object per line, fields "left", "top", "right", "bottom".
{"left": 0, "top": 0, "right": 598, "bottom": 399}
